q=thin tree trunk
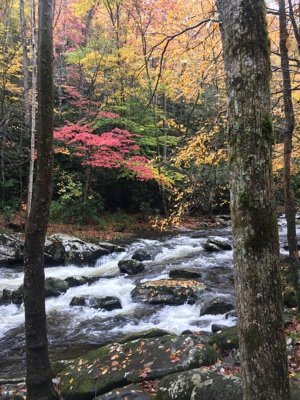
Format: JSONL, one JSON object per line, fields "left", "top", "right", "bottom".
{"left": 27, "top": 0, "right": 37, "bottom": 217}
{"left": 217, "top": 1, "right": 290, "bottom": 399}
{"left": 23, "top": 0, "right": 57, "bottom": 398}
{"left": 279, "top": 0, "right": 300, "bottom": 310}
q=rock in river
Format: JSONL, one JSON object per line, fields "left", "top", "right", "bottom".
{"left": 118, "top": 259, "right": 145, "bottom": 275}
{"left": 44, "top": 234, "right": 111, "bottom": 265}
{"left": 70, "top": 296, "right": 122, "bottom": 311}
{"left": 169, "top": 268, "right": 202, "bottom": 280}
{"left": 131, "top": 279, "right": 205, "bottom": 305}
{"left": 200, "top": 297, "right": 235, "bottom": 316}
{"left": 131, "top": 249, "right": 152, "bottom": 262}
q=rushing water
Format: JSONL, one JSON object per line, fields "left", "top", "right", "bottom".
{"left": 0, "top": 217, "right": 298, "bottom": 379}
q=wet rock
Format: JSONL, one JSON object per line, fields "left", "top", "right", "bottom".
{"left": 44, "top": 234, "right": 110, "bottom": 265}
{"left": 131, "top": 279, "right": 205, "bottom": 305}
{"left": 202, "top": 237, "right": 232, "bottom": 252}
{"left": 118, "top": 259, "right": 145, "bottom": 275}
{"left": 11, "top": 286, "right": 24, "bottom": 305}
{"left": 207, "top": 238, "right": 232, "bottom": 251}
{"left": 44, "top": 277, "right": 69, "bottom": 297}
{"left": 169, "top": 268, "right": 201, "bottom": 280}
{"left": 131, "top": 249, "right": 152, "bottom": 262}
{"left": 70, "top": 296, "right": 122, "bottom": 311}
{"left": 202, "top": 242, "right": 222, "bottom": 252}
{"left": 60, "top": 334, "right": 219, "bottom": 400}
{"left": 0, "top": 289, "right": 12, "bottom": 305}
{"left": 200, "top": 297, "right": 235, "bottom": 316}
{"left": 209, "top": 326, "right": 239, "bottom": 352}
{"left": 64, "top": 276, "right": 89, "bottom": 288}
{"left": 156, "top": 369, "right": 228, "bottom": 400}
{"left": 225, "top": 310, "right": 237, "bottom": 319}
{"left": 94, "top": 384, "right": 153, "bottom": 399}
{"left": 97, "top": 242, "right": 125, "bottom": 253}
{"left": 0, "top": 234, "right": 24, "bottom": 267}
{"left": 211, "top": 324, "right": 228, "bottom": 333}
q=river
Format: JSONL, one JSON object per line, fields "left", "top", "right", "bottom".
{"left": 0, "top": 217, "right": 296, "bottom": 380}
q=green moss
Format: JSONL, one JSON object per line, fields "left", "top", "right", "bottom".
{"left": 262, "top": 115, "right": 274, "bottom": 144}
{"left": 242, "top": 323, "right": 263, "bottom": 355}
{"left": 244, "top": 208, "right": 278, "bottom": 255}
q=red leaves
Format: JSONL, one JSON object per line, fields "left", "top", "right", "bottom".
{"left": 54, "top": 123, "right": 154, "bottom": 179}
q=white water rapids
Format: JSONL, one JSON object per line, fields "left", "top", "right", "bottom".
{"left": 0, "top": 216, "right": 298, "bottom": 378}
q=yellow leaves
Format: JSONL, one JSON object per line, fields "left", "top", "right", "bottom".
{"left": 273, "top": 142, "right": 300, "bottom": 175}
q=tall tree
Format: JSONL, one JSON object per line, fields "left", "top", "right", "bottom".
{"left": 23, "top": 0, "right": 57, "bottom": 398}
{"left": 217, "top": 1, "right": 290, "bottom": 399}
{"left": 279, "top": 0, "right": 300, "bottom": 310}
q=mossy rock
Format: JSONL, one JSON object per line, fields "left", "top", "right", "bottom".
{"left": 60, "top": 334, "right": 218, "bottom": 400}
{"left": 209, "top": 326, "right": 239, "bottom": 352}
{"left": 118, "top": 328, "right": 170, "bottom": 344}
{"left": 157, "top": 369, "right": 243, "bottom": 400}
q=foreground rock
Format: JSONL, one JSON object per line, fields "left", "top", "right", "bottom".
{"left": 156, "top": 369, "right": 242, "bottom": 400}
{"left": 118, "top": 259, "right": 145, "bottom": 275}
{"left": 131, "top": 279, "right": 205, "bottom": 305}
{"left": 94, "top": 384, "right": 154, "bottom": 399}
{"left": 60, "top": 334, "right": 218, "bottom": 400}
{"left": 200, "top": 297, "right": 235, "bottom": 316}
{"left": 70, "top": 296, "right": 122, "bottom": 311}
{"left": 44, "top": 234, "right": 111, "bottom": 265}
{"left": 0, "top": 234, "right": 23, "bottom": 266}
{"left": 169, "top": 268, "right": 201, "bottom": 280}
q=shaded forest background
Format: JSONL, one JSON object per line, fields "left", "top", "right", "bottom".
{"left": 1, "top": 0, "right": 300, "bottom": 227}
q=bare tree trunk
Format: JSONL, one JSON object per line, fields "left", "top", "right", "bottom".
{"left": 217, "top": 1, "right": 290, "bottom": 399}
{"left": 279, "top": 0, "right": 300, "bottom": 310}
{"left": 27, "top": 0, "right": 37, "bottom": 217}
{"left": 23, "top": 0, "right": 57, "bottom": 398}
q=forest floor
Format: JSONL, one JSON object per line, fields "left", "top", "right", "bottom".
{"left": 0, "top": 212, "right": 225, "bottom": 243}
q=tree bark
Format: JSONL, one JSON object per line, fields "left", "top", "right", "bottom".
{"left": 27, "top": 0, "right": 37, "bottom": 217}
{"left": 279, "top": 0, "right": 300, "bottom": 310}
{"left": 23, "top": 0, "right": 57, "bottom": 398}
{"left": 217, "top": 1, "right": 290, "bottom": 399}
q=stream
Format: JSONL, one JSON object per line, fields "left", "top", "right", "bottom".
{"left": 0, "top": 217, "right": 297, "bottom": 380}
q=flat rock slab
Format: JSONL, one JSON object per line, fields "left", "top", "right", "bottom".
{"left": 60, "top": 334, "right": 218, "bottom": 400}
{"left": 131, "top": 279, "right": 205, "bottom": 305}
{"left": 169, "top": 269, "right": 202, "bottom": 280}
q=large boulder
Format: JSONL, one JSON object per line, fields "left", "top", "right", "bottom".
{"left": 131, "top": 279, "right": 205, "bottom": 305}
{"left": 44, "top": 277, "right": 69, "bottom": 297}
{"left": 11, "top": 277, "right": 69, "bottom": 304}
{"left": 169, "top": 268, "right": 201, "bottom": 280}
{"left": 44, "top": 234, "right": 110, "bottom": 265}
{"left": 156, "top": 369, "right": 242, "bottom": 400}
{"left": 118, "top": 259, "right": 145, "bottom": 275}
{"left": 131, "top": 249, "right": 152, "bottom": 262}
{"left": 70, "top": 296, "right": 122, "bottom": 311}
{"left": 0, "top": 234, "right": 24, "bottom": 266}
{"left": 200, "top": 297, "right": 235, "bottom": 316}
{"left": 60, "top": 334, "right": 219, "bottom": 400}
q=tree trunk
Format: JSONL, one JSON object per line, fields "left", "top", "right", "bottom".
{"left": 27, "top": 0, "right": 37, "bottom": 217}
{"left": 217, "top": 1, "right": 290, "bottom": 399}
{"left": 279, "top": 0, "right": 300, "bottom": 310}
{"left": 23, "top": 0, "right": 57, "bottom": 398}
